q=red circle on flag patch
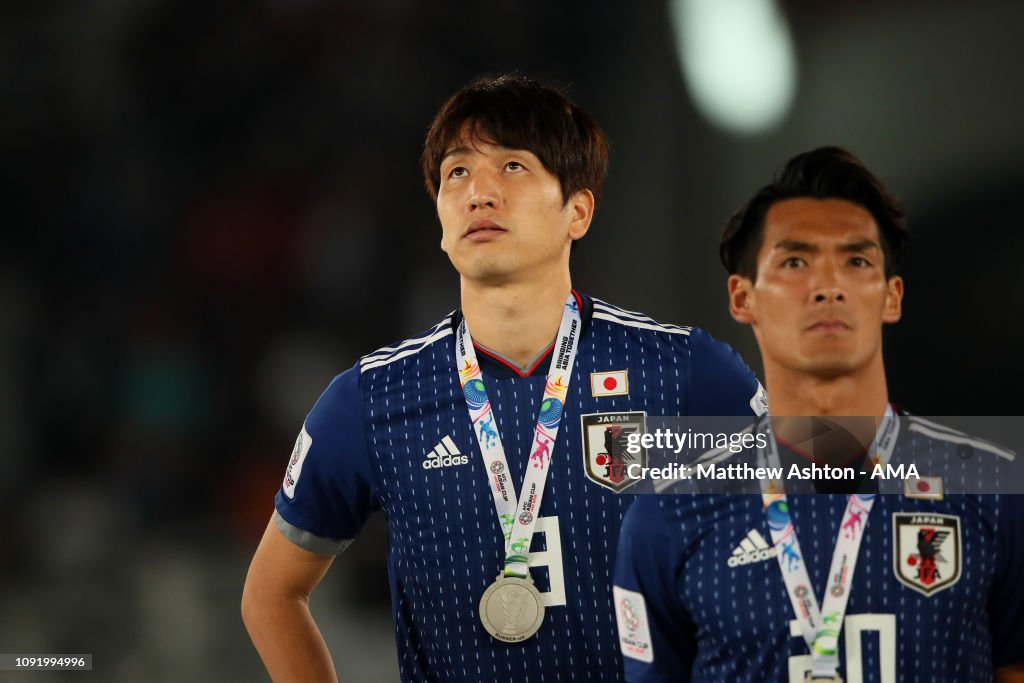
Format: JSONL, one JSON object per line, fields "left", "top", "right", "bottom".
{"left": 918, "top": 481, "right": 930, "bottom": 492}
{"left": 603, "top": 377, "right": 618, "bottom": 390}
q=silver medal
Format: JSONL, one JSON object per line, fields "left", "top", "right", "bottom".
{"left": 479, "top": 575, "right": 545, "bottom": 643}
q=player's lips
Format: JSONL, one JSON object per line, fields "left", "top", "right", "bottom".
{"left": 464, "top": 219, "right": 507, "bottom": 241}
{"left": 806, "top": 319, "right": 851, "bottom": 333}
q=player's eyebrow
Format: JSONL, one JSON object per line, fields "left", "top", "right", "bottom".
{"left": 773, "top": 240, "right": 816, "bottom": 253}
{"left": 839, "top": 240, "right": 881, "bottom": 253}
{"left": 772, "top": 239, "right": 881, "bottom": 253}
{"left": 440, "top": 146, "right": 473, "bottom": 163}
{"left": 442, "top": 141, "right": 526, "bottom": 164}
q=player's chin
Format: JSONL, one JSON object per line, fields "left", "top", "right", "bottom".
{"left": 455, "top": 256, "right": 518, "bottom": 284}
{"left": 797, "top": 350, "right": 860, "bottom": 380}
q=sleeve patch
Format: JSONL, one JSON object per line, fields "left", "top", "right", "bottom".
{"left": 750, "top": 381, "right": 769, "bottom": 416}
{"left": 613, "top": 586, "right": 655, "bottom": 663}
{"left": 282, "top": 425, "right": 312, "bottom": 499}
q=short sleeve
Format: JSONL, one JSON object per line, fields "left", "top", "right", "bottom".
{"left": 685, "top": 327, "right": 766, "bottom": 417}
{"left": 990, "top": 493, "right": 1024, "bottom": 668}
{"left": 273, "top": 363, "right": 380, "bottom": 555}
{"left": 613, "top": 497, "right": 697, "bottom": 682}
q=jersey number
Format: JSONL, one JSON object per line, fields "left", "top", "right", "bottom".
{"left": 529, "top": 516, "right": 566, "bottom": 607}
{"left": 787, "top": 613, "right": 895, "bottom": 683}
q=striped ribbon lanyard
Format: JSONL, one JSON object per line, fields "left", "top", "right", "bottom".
{"left": 455, "top": 294, "right": 582, "bottom": 578}
{"left": 757, "top": 407, "right": 899, "bottom": 681}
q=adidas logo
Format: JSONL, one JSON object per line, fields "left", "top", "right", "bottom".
{"left": 727, "top": 529, "right": 777, "bottom": 567}
{"left": 422, "top": 436, "right": 469, "bottom": 469}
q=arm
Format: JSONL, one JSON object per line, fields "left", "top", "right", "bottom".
{"left": 243, "top": 365, "right": 379, "bottom": 681}
{"left": 613, "top": 497, "right": 696, "bottom": 682}
{"left": 242, "top": 516, "right": 338, "bottom": 683}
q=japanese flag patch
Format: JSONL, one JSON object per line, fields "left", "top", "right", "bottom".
{"left": 592, "top": 370, "right": 629, "bottom": 397}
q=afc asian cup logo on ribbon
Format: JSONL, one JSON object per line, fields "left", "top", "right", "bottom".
{"left": 892, "top": 512, "right": 962, "bottom": 596}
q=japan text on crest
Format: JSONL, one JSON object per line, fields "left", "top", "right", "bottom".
{"left": 892, "top": 512, "right": 962, "bottom": 597}
{"left": 580, "top": 412, "right": 646, "bottom": 492}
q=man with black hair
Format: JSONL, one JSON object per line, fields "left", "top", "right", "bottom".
{"left": 614, "top": 147, "right": 1024, "bottom": 682}
{"left": 241, "top": 73, "right": 763, "bottom": 682}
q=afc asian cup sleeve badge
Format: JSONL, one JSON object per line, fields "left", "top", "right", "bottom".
{"left": 750, "top": 381, "right": 769, "bottom": 416}
{"left": 613, "top": 586, "right": 654, "bottom": 663}
{"left": 580, "top": 412, "right": 647, "bottom": 492}
{"left": 282, "top": 425, "right": 312, "bottom": 499}
{"left": 892, "top": 512, "right": 962, "bottom": 596}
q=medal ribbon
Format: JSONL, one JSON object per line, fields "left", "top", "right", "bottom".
{"left": 456, "top": 294, "right": 582, "bottom": 579}
{"left": 757, "top": 407, "right": 898, "bottom": 680}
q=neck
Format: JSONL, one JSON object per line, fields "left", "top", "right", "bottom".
{"left": 460, "top": 274, "right": 573, "bottom": 368}
{"left": 764, "top": 355, "right": 890, "bottom": 419}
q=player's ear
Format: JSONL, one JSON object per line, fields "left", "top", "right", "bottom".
{"left": 567, "top": 189, "right": 595, "bottom": 241}
{"left": 883, "top": 275, "right": 903, "bottom": 323}
{"left": 438, "top": 210, "right": 451, "bottom": 254}
{"left": 729, "top": 274, "right": 756, "bottom": 324}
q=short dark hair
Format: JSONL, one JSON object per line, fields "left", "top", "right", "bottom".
{"left": 720, "top": 146, "right": 908, "bottom": 280}
{"left": 421, "top": 73, "right": 609, "bottom": 205}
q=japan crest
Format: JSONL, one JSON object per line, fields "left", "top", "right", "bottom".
{"left": 892, "top": 512, "right": 962, "bottom": 596}
{"left": 580, "top": 411, "right": 646, "bottom": 492}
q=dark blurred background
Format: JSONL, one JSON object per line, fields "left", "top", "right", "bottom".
{"left": 1, "top": 1, "right": 1021, "bottom": 680}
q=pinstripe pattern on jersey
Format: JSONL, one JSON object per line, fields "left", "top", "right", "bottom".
{"left": 277, "top": 295, "right": 760, "bottom": 682}
{"left": 360, "top": 306, "right": 692, "bottom": 681}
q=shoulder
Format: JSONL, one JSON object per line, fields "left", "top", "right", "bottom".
{"left": 902, "top": 415, "right": 1016, "bottom": 462}
{"left": 895, "top": 415, "right": 1018, "bottom": 496}
{"left": 590, "top": 298, "right": 763, "bottom": 415}
{"left": 358, "top": 312, "right": 456, "bottom": 374}
{"left": 590, "top": 298, "right": 692, "bottom": 337}
{"left": 589, "top": 298, "right": 745, "bottom": 361}
{"left": 623, "top": 495, "right": 668, "bottom": 528}
{"left": 619, "top": 497, "right": 675, "bottom": 563}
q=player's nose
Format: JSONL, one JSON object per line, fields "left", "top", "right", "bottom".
{"left": 812, "top": 288, "right": 846, "bottom": 304}
{"left": 809, "top": 265, "right": 846, "bottom": 303}
{"left": 467, "top": 170, "right": 501, "bottom": 211}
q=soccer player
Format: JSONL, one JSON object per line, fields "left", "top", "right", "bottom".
{"left": 241, "top": 73, "right": 765, "bottom": 682}
{"left": 613, "top": 147, "right": 1024, "bottom": 682}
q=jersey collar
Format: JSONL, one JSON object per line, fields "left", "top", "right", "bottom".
{"left": 451, "top": 290, "right": 592, "bottom": 379}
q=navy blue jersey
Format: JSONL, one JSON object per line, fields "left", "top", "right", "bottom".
{"left": 274, "top": 294, "right": 763, "bottom": 682}
{"left": 614, "top": 417, "right": 1024, "bottom": 683}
